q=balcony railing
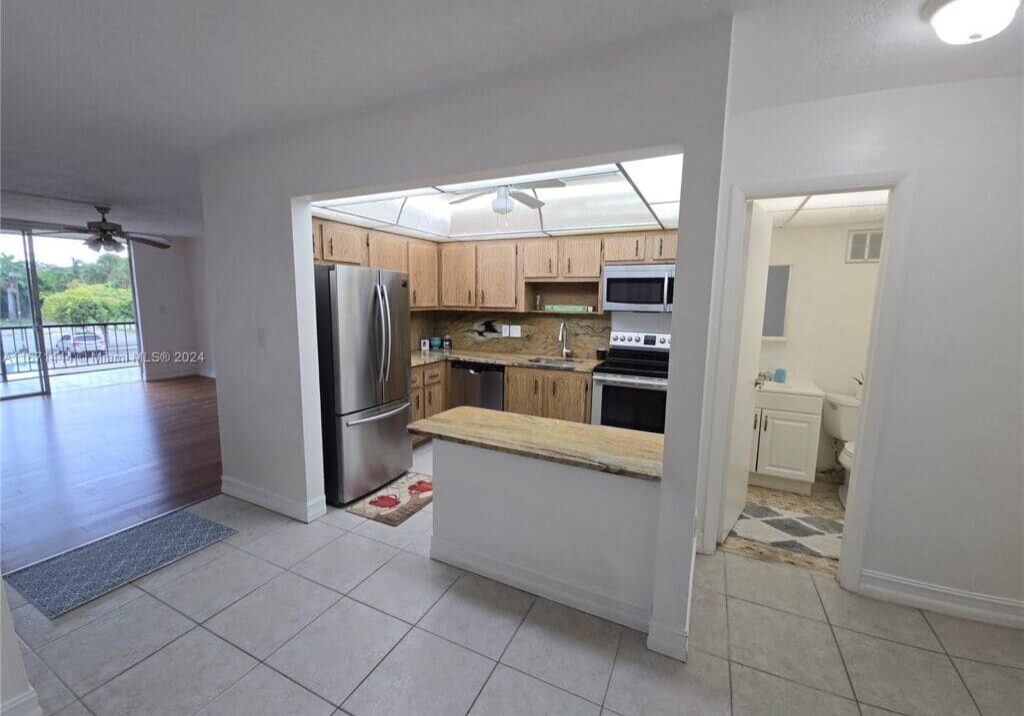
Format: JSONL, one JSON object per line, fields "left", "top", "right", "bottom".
{"left": 0, "top": 322, "right": 140, "bottom": 379}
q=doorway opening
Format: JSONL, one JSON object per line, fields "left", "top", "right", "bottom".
{"left": 717, "top": 189, "right": 889, "bottom": 574}
{"left": 0, "top": 226, "right": 142, "bottom": 399}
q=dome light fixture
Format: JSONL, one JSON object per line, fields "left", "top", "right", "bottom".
{"left": 923, "top": 0, "right": 1021, "bottom": 44}
{"left": 491, "top": 186, "right": 515, "bottom": 215}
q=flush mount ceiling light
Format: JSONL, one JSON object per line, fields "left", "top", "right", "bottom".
{"left": 923, "top": 0, "right": 1021, "bottom": 44}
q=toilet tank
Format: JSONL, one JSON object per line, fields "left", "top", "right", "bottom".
{"left": 823, "top": 392, "right": 861, "bottom": 442}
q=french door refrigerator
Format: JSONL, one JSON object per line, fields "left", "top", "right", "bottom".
{"left": 315, "top": 264, "right": 412, "bottom": 504}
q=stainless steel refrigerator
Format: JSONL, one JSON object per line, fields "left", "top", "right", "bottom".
{"left": 315, "top": 264, "right": 412, "bottom": 505}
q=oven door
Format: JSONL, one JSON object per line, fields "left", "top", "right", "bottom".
{"left": 591, "top": 373, "right": 668, "bottom": 433}
{"left": 603, "top": 265, "right": 672, "bottom": 312}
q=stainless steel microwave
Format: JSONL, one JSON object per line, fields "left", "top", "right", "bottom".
{"left": 602, "top": 264, "right": 674, "bottom": 312}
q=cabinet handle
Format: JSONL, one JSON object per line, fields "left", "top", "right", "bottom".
{"left": 551, "top": 382, "right": 556, "bottom": 396}
{"left": 329, "top": 237, "right": 335, "bottom": 256}
{"left": 413, "top": 289, "right": 417, "bottom": 304}
{"left": 427, "top": 391, "right": 432, "bottom": 405}
{"left": 533, "top": 380, "right": 538, "bottom": 395}
{"left": 635, "top": 239, "right": 639, "bottom": 257}
{"left": 659, "top": 237, "right": 663, "bottom": 256}
{"left": 480, "top": 290, "right": 485, "bottom": 304}
{"left": 548, "top": 257, "right": 553, "bottom": 273}
{"left": 762, "top": 417, "right": 768, "bottom": 432}
{"left": 753, "top": 413, "right": 759, "bottom": 430}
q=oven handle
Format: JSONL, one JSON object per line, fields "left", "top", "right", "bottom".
{"left": 592, "top": 373, "right": 668, "bottom": 390}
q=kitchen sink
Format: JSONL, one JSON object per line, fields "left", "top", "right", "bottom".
{"left": 527, "top": 357, "right": 578, "bottom": 370}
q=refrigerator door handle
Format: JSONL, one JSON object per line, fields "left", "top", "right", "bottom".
{"left": 344, "top": 401, "right": 411, "bottom": 426}
{"left": 381, "top": 283, "right": 393, "bottom": 384}
{"left": 374, "top": 284, "right": 387, "bottom": 384}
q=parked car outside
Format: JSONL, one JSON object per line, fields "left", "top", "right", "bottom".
{"left": 54, "top": 332, "right": 107, "bottom": 357}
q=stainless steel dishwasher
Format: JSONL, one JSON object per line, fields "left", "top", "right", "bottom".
{"left": 449, "top": 361, "right": 505, "bottom": 410}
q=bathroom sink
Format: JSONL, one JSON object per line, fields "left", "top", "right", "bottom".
{"left": 527, "top": 357, "right": 578, "bottom": 370}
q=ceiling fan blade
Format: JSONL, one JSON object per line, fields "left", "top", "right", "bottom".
{"left": 122, "top": 233, "right": 171, "bottom": 249}
{"left": 31, "top": 225, "right": 93, "bottom": 237}
{"left": 449, "top": 191, "right": 491, "bottom": 205}
{"left": 510, "top": 191, "right": 545, "bottom": 209}
{"left": 513, "top": 179, "right": 565, "bottom": 190}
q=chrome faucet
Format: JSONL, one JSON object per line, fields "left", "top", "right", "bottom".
{"left": 558, "top": 321, "right": 572, "bottom": 359}
{"left": 754, "top": 370, "right": 773, "bottom": 389}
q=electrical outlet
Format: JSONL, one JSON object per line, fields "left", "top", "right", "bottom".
{"left": 510, "top": 325, "right": 522, "bottom": 338}
{"left": 501, "top": 325, "right": 511, "bottom": 337}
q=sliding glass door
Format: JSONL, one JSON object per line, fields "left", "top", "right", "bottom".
{"left": 1, "top": 229, "right": 49, "bottom": 398}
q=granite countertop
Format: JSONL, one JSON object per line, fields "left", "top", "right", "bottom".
{"left": 757, "top": 377, "right": 824, "bottom": 398}
{"left": 411, "top": 350, "right": 600, "bottom": 374}
{"left": 408, "top": 406, "right": 662, "bottom": 482}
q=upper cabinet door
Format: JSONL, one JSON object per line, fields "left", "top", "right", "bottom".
{"left": 522, "top": 240, "right": 558, "bottom": 278}
{"left": 312, "top": 219, "right": 324, "bottom": 261}
{"left": 603, "top": 233, "right": 645, "bottom": 263}
{"left": 440, "top": 243, "right": 477, "bottom": 308}
{"left": 647, "top": 230, "right": 677, "bottom": 262}
{"left": 408, "top": 241, "right": 438, "bottom": 309}
{"left": 368, "top": 232, "right": 409, "bottom": 273}
{"left": 476, "top": 242, "right": 518, "bottom": 309}
{"left": 560, "top": 238, "right": 602, "bottom": 278}
{"left": 322, "top": 221, "right": 368, "bottom": 265}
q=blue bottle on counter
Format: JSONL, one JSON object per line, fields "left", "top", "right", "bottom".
{"left": 773, "top": 367, "right": 787, "bottom": 384}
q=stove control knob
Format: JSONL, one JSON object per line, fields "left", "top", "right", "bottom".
{"left": 627, "top": 335, "right": 634, "bottom": 342}
{"left": 659, "top": 337, "right": 666, "bottom": 344}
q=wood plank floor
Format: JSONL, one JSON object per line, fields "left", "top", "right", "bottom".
{"left": 1, "top": 376, "right": 221, "bottom": 573}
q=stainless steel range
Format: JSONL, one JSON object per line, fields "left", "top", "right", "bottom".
{"left": 591, "top": 329, "right": 670, "bottom": 434}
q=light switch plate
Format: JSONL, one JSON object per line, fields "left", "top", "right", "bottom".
{"left": 510, "top": 325, "right": 522, "bottom": 338}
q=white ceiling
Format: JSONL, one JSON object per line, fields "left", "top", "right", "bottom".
{"left": 2, "top": 1, "right": 1020, "bottom": 239}
{"left": 313, "top": 155, "right": 682, "bottom": 240}
{"left": 756, "top": 189, "right": 890, "bottom": 229}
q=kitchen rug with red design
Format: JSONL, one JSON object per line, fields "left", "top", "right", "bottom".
{"left": 344, "top": 472, "right": 433, "bottom": 526}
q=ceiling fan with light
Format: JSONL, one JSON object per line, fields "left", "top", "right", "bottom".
{"left": 34, "top": 205, "right": 171, "bottom": 252}
{"left": 448, "top": 179, "right": 566, "bottom": 214}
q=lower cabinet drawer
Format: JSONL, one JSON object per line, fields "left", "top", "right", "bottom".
{"left": 424, "top": 365, "right": 444, "bottom": 386}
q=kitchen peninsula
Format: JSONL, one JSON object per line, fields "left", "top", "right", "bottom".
{"left": 409, "top": 406, "right": 664, "bottom": 632}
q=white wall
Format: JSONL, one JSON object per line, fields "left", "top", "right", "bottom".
{"left": 199, "top": 17, "right": 733, "bottom": 657}
{"left": 759, "top": 223, "right": 881, "bottom": 397}
{"left": 132, "top": 238, "right": 204, "bottom": 380}
{"left": 184, "top": 237, "right": 215, "bottom": 378}
{"left": 719, "top": 75, "right": 1023, "bottom": 623}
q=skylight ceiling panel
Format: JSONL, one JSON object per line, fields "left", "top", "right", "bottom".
{"left": 437, "top": 164, "right": 618, "bottom": 193}
{"left": 620, "top": 154, "right": 683, "bottom": 204}
{"left": 317, "top": 186, "right": 440, "bottom": 206}
{"left": 803, "top": 190, "right": 889, "bottom": 209}
{"left": 448, "top": 192, "right": 543, "bottom": 238}
{"left": 650, "top": 202, "right": 679, "bottom": 229}
{"left": 322, "top": 197, "right": 404, "bottom": 224}
{"left": 537, "top": 172, "right": 655, "bottom": 232}
{"left": 396, "top": 194, "right": 451, "bottom": 236}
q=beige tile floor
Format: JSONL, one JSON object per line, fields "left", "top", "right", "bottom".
{"left": 5, "top": 486, "right": 1022, "bottom": 715}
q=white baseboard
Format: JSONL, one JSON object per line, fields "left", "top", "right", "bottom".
{"left": 859, "top": 569, "right": 1024, "bottom": 629}
{"left": 431, "top": 536, "right": 651, "bottom": 632}
{"left": 221, "top": 474, "right": 326, "bottom": 523}
{"left": 144, "top": 365, "right": 200, "bottom": 381}
{"left": 1, "top": 689, "right": 43, "bottom": 716}
{"left": 646, "top": 619, "right": 689, "bottom": 660}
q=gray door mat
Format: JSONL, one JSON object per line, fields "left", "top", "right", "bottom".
{"left": 5, "top": 510, "right": 235, "bottom": 618}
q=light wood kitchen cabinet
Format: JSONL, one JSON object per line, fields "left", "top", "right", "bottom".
{"left": 411, "top": 387, "right": 425, "bottom": 422}
{"left": 646, "top": 230, "right": 677, "bottom": 262}
{"left": 440, "top": 243, "right": 477, "bottom": 308}
{"left": 476, "top": 242, "right": 518, "bottom": 309}
{"left": 312, "top": 219, "right": 325, "bottom": 261}
{"left": 504, "top": 366, "right": 545, "bottom": 417}
{"left": 504, "top": 366, "right": 591, "bottom": 423}
{"left": 522, "top": 240, "right": 559, "bottom": 278}
{"left": 559, "top": 238, "right": 602, "bottom": 278}
{"left": 603, "top": 233, "right": 645, "bottom": 263}
{"left": 408, "top": 241, "right": 438, "bottom": 309}
{"left": 424, "top": 382, "right": 445, "bottom": 418}
{"left": 543, "top": 370, "right": 591, "bottom": 423}
{"left": 322, "top": 221, "right": 368, "bottom": 265}
{"left": 368, "top": 231, "right": 408, "bottom": 272}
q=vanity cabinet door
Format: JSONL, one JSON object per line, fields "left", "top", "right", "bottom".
{"left": 504, "top": 367, "right": 544, "bottom": 417}
{"left": 755, "top": 408, "right": 820, "bottom": 482}
{"left": 542, "top": 371, "right": 591, "bottom": 423}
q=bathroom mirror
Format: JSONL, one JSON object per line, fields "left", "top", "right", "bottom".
{"left": 762, "top": 264, "right": 790, "bottom": 339}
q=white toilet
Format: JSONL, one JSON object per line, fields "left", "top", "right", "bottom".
{"left": 822, "top": 392, "right": 861, "bottom": 507}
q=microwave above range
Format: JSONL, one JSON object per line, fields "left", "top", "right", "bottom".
{"left": 602, "top": 264, "right": 674, "bottom": 313}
